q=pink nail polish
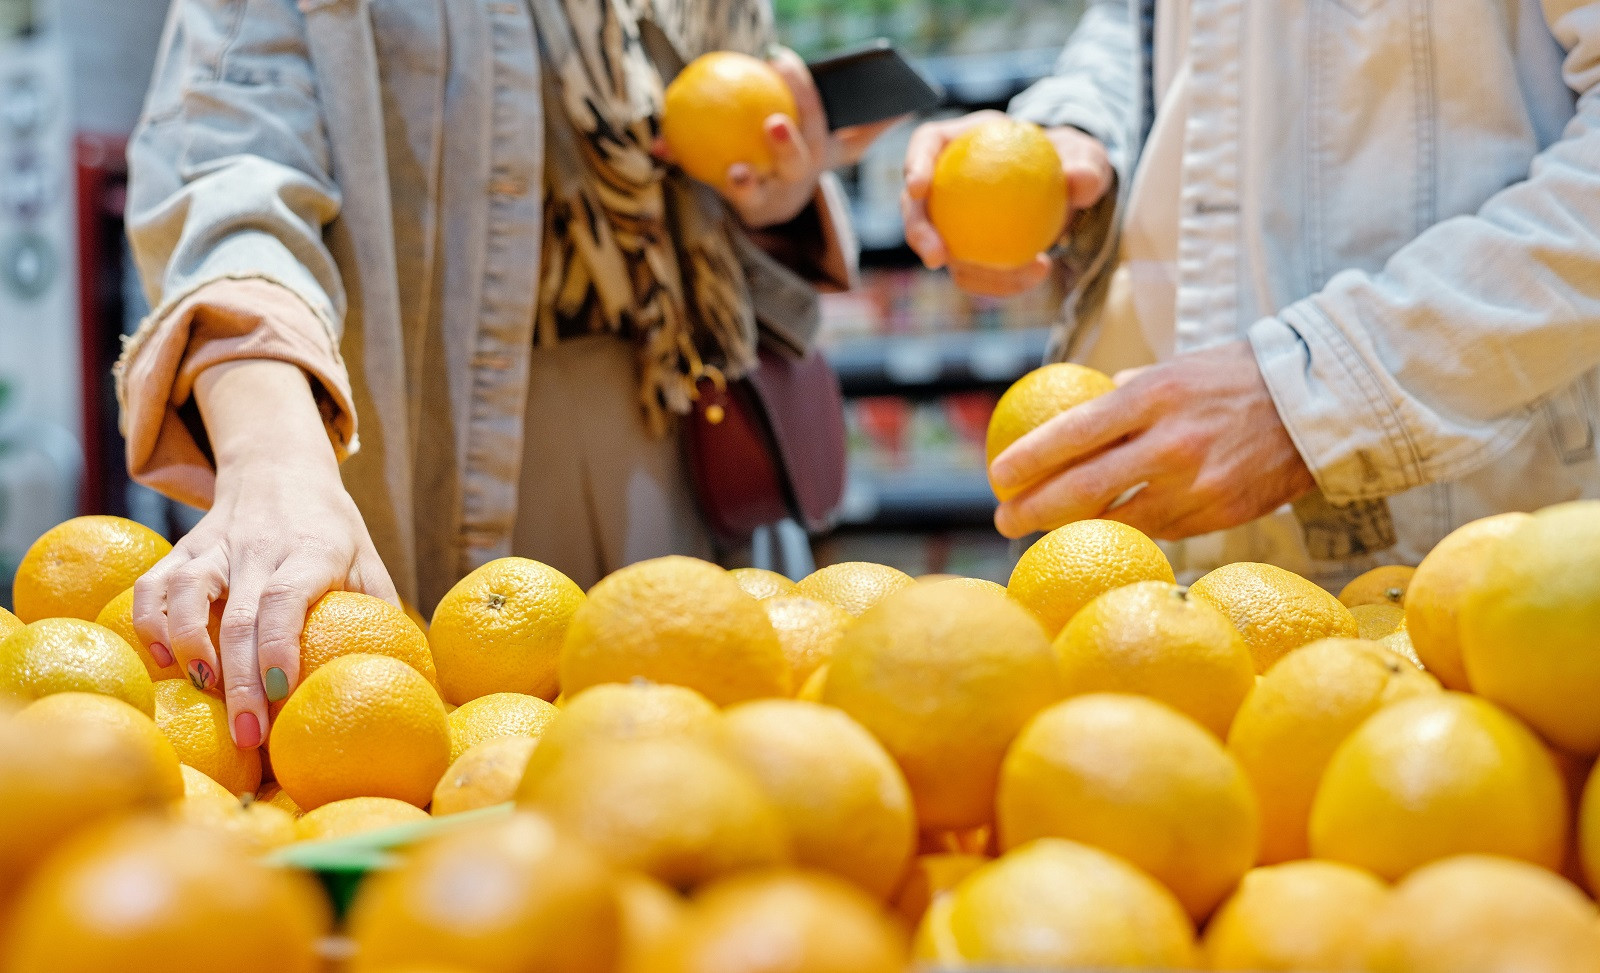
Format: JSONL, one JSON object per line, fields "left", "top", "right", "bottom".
{"left": 149, "top": 642, "right": 174, "bottom": 668}
{"left": 234, "top": 712, "right": 262, "bottom": 749}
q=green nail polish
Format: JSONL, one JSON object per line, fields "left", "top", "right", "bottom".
{"left": 264, "top": 667, "right": 290, "bottom": 702}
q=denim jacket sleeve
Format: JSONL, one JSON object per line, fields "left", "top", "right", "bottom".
{"left": 1250, "top": 2, "right": 1600, "bottom": 504}
{"left": 1008, "top": 0, "right": 1138, "bottom": 182}
{"left": 124, "top": 0, "right": 347, "bottom": 356}
{"left": 117, "top": 0, "right": 357, "bottom": 499}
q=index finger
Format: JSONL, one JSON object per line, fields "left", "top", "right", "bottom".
{"left": 989, "top": 385, "right": 1156, "bottom": 495}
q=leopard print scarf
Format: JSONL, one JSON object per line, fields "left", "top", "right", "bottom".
{"left": 529, "top": 0, "right": 770, "bottom": 433}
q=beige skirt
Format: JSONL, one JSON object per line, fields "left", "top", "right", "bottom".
{"left": 511, "top": 334, "right": 714, "bottom": 590}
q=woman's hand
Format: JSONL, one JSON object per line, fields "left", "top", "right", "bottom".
{"left": 901, "top": 111, "right": 1114, "bottom": 297}
{"left": 670, "top": 47, "right": 898, "bottom": 229}
{"left": 131, "top": 360, "right": 395, "bottom": 749}
{"left": 989, "top": 341, "right": 1318, "bottom": 540}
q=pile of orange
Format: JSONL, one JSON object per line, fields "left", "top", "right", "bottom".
{"left": 3, "top": 355, "right": 1600, "bottom": 971}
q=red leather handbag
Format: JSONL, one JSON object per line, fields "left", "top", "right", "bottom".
{"left": 683, "top": 344, "right": 848, "bottom": 545}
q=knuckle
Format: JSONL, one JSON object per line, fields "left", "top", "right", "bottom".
{"left": 261, "top": 578, "right": 306, "bottom": 607}
{"left": 218, "top": 609, "right": 258, "bottom": 646}
{"left": 225, "top": 681, "right": 261, "bottom": 706}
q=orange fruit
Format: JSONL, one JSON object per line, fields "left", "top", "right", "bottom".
{"left": 796, "top": 663, "right": 828, "bottom": 702}
{"left": 446, "top": 691, "right": 559, "bottom": 762}
{"left": 0, "top": 617, "right": 154, "bottom": 715}
{"left": 1201, "top": 860, "right": 1389, "bottom": 971}
{"left": 1053, "top": 580, "right": 1254, "bottom": 738}
{"left": 661, "top": 52, "right": 797, "bottom": 192}
{"left": 1310, "top": 692, "right": 1568, "bottom": 880}
{"left": 521, "top": 681, "right": 723, "bottom": 782}
{"left": 1338, "top": 564, "right": 1415, "bottom": 608}
{"left": 1364, "top": 855, "right": 1600, "bottom": 973}
{"left": 562, "top": 556, "right": 789, "bottom": 705}
{"left": 257, "top": 782, "right": 303, "bottom": 818}
{"left": 12, "top": 515, "right": 171, "bottom": 623}
{"left": 180, "top": 763, "right": 235, "bottom": 801}
{"left": 914, "top": 838, "right": 1197, "bottom": 968}
{"left": 1227, "top": 638, "right": 1440, "bottom": 864}
{"left": 823, "top": 582, "right": 1062, "bottom": 831}
{"left": 728, "top": 567, "right": 797, "bottom": 601}
{"left": 177, "top": 793, "right": 298, "bottom": 852}
{"left": 430, "top": 557, "right": 585, "bottom": 705}
{"left": 1460, "top": 500, "right": 1600, "bottom": 755}
{"left": 617, "top": 874, "right": 687, "bottom": 973}
{"left": 347, "top": 811, "right": 619, "bottom": 973}
{"left": 301, "top": 589, "right": 436, "bottom": 687}
{"left": 1350, "top": 603, "right": 1407, "bottom": 640}
{"left": 518, "top": 737, "right": 791, "bottom": 890}
{"left": 996, "top": 693, "right": 1259, "bottom": 920}
{"left": 985, "top": 364, "right": 1117, "bottom": 501}
{"left": 1190, "top": 561, "right": 1359, "bottom": 673}
{"left": 718, "top": 699, "right": 916, "bottom": 899}
{"left": 269, "top": 653, "right": 450, "bottom": 810}
{"left": 1007, "top": 519, "right": 1175, "bottom": 637}
{"left": 889, "top": 853, "right": 989, "bottom": 931}
{"left": 795, "top": 562, "right": 915, "bottom": 618}
{"left": 652, "top": 871, "right": 908, "bottom": 973}
{"left": 95, "top": 585, "right": 189, "bottom": 681}
{"left": 0, "top": 605, "right": 21, "bottom": 641}
{"left": 924, "top": 576, "right": 1008, "bottom": 596}
{"left": 1377, "top": 625, "right": 1424, "bottom": 668}
{"left": 1581, "top": 758, "right": 1600, "bottom": 895}
{"left": 432, "top": 736, "right": 540, "bottom": 816}
{"left": 4, "top": 815, "right": 325, "bottom": 973}
{"left": 1, "top": 693, "right": 182, "bottom": 895}
{"left": 759, "top": 595, "right": 852, "bottom": 690}
{"left": 927, "top": 117, "right": 1070, "bottom": 269}
{"left": 1405, "top": 511, "right": 1530, "bottom": 690}
{"left": 153, "top": 678, "right": 262, "bottom": 795}
{"left": 295, "top": 796, "right": 430, "bottom": 842}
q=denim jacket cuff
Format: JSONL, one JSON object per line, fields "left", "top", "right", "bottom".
{"left": 115, "top": 276, "right": 357, "bottom": 510}
{"left": 1248, "top": 305, "right": 1422, "bottom": 504}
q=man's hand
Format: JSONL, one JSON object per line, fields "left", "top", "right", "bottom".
{"left": 989, "top": 341, "right": 1317, "bottom": 540}
{"left": 666, "top": 47, "right": 898, "bottom": 229}
{"left": 902, "top": 111, "right": 1114, "bottom": 298}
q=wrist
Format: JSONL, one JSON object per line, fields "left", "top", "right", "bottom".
{"left": 196, "top": 359, "right": 341, "bottom": 476}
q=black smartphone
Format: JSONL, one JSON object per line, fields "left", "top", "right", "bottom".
{"left": 807, "top": 40, "right": 943, "bottom": 131}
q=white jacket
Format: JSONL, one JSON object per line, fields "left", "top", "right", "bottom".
{"left": 1010, "top": 0, "right": 1600, "bottom": 581}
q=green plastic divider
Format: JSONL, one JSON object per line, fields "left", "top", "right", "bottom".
{"left": 267, "top": 802, "right": 515, "bottom": 918}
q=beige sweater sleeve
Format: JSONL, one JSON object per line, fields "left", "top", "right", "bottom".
{"left": 115, "top": 277, "right": 357, "bottom": 510}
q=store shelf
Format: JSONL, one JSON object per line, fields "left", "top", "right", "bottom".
{"left": 824, "top": 327, "right": 1051, "bottom": 398}
{"left": 837, "top": 469, "right": 998, "bottom": 529}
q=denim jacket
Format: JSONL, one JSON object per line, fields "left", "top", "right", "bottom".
{"left": 119, "top": 0, "right": 851, "bottom": 607}
{"left": 1012, "top": 0, "right": 1600, "bottom": 568}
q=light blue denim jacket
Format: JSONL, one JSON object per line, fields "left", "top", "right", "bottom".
{"left": 1012, "top": 0, "right": 1600, "bottom": 566}
{"left": 120, "top": 0, "right": 846, "bottom": 607}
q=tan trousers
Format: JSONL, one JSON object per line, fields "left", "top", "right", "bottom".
{"left": 512, "top": 335, "right": 714, "bottom": 590}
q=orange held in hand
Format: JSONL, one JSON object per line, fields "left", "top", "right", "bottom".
{"left": 928, "top": 117, "right": 1070, "bottom": 270}
{"left": 662, "top": 51, "right": 798, "bottom": 192}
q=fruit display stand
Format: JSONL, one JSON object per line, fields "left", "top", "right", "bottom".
{"left": 269, "top": 803, "right": 513, "bottom": 918}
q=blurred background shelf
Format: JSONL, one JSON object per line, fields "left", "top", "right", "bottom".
{"left": 826, "top": 327, "right": 1052, "bottom": 398}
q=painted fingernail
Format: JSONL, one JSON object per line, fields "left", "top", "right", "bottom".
{"left": 264, "top": 667, "right": 290, "bottom": 702}
{"left": 187, "top": 659, "right": 215, "bottom": 692}
{"left": 149, "top": 641, "right": 174, "bottom": 668}
{"left": 233, "top": 712, "right": 261, "bottom": 749}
